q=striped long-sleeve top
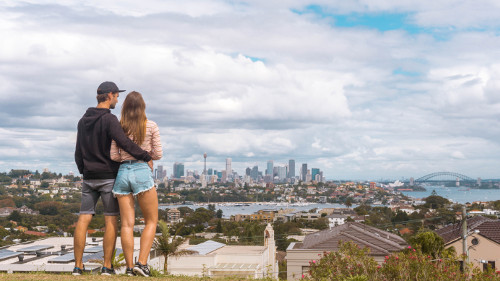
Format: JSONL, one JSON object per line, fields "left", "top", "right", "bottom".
{"left": 110, "top": 120, "right": 163, "bottom": 162}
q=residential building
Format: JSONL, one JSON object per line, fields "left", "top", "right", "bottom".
{"left": 327, "top": 213, "right": 347, "bottom": 228}
{"left": 168, "top": 224, "right": 277, "bottom": 279}
{"left": 231, "top": 210, "right": 275, "bottom": 223}
{"left": 435, "top": 216, "right": 500, "bottom": 272}
{"left": 167, "top": 208, "right": 181, "bottom": 223}
{"left": 286, "top": 222, "right": 408, "bottom": 280}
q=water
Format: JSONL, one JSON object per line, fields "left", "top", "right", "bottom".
{"left": 159, "top": 187, "right": 500, "bottom": 217}
{"left": 400, "top": 186, "right": 500, "bottom": 204}
{"left": 159, "top": 202, "right": 346, "bottom": 218}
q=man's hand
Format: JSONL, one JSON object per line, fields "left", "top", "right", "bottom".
{"left": 148, "top": 160, "right": 153, "bottom": 172}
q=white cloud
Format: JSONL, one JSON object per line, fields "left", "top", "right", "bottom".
{"left": 1, "top": 1, "right": 500, "bottom": 179}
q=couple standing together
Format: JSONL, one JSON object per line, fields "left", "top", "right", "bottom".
{"left": 74, "top": 81, "right": 162, "bottom": 276}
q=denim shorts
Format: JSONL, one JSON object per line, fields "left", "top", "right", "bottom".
{"left": 113, "top": 162, "right": 155, "bottom": 196}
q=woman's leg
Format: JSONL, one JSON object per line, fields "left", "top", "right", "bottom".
{"left": 136, "top": 187, "right": 158, "bottom": 264}
{"left": 117, "top": 194, "right": 135, "bottom": 268}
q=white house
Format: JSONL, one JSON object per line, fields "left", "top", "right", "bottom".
{"left": 168, "top": 224, "right": 278, "bottom": 279}
{"left": 327, "top": 213, "right": 347, "bottom": 228}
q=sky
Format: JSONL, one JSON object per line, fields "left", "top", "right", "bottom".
{"left": 1, "top": 0, "right": 500, "bottom": 181}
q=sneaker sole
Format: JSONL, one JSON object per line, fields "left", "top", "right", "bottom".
{"left": 72, "top": 273, "right": 81, "bottom": 276}
{"left": 133, "top": 268, "right": 149, "bottom": 277}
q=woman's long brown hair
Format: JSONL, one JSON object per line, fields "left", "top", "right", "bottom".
{"left": 120, "top": 91, "right": 147, "bottom": 145}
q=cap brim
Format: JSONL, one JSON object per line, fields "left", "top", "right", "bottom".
{"left": 118, "top": 90, "right": 126, "bottom": 92}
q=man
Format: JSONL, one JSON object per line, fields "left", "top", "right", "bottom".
{"left": 73, "top": 81, "right": 152, "bottom": 275}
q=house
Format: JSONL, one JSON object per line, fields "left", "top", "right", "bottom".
{"left": 327, "top": 213, "right": 347, "bottom": 228}
{"left": 167, "top": 208, "right": 181, "bottom": 223}
{"left": 435, "top": 216, "right": 500, "bottom": 272}
{"left": 168, "top": 224, "right": 277, "bottom": 279}
{"left": 286, "top": 222, "right": 408, "bottom": 281}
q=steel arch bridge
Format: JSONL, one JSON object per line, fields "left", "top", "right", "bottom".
{"left": 414, "top": 172, "right": 475, "bottom": 183}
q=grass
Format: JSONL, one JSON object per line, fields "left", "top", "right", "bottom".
{"left": 0, "top": 273, "right": 267, "bottom": 281}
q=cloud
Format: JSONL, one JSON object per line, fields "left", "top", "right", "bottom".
{"left": 1, "top": 1, "right": 500, "bottom": 180}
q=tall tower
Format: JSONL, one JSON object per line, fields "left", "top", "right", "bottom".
{"left": 266, "top": 160, "right": 274, "bottom": 176}
{"left": 226, "top": 158, "right": 232, "bottom": 181}
{"left": 288, "top": 159, "right": 295, "bottom": 178}
{"left": 203, "top": 153, "right": 207, "bottom": 176}
{"left": 202, "top": 153, "right": 208, "bottom": 188}
{"left": 301, "top": 163, "right": 307, "bottom": 182}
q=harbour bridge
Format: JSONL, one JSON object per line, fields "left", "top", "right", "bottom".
{"left": 412, "top": 171, "right": 476, "bottom": 184}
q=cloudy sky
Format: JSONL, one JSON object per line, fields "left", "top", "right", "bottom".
{"left": 1, "top": 0, "right": 500, "bottom": 181}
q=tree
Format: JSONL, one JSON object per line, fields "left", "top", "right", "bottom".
{"left": 424, "top": 194, "right": 449, "bottom": 209}
{"left": 345, "top": 197, "right": 353, "bottom": 208}
{"left": 216, "top": 209, "right": 223, "bottom": 219}
{"left": 216, "top": 219, "right": 223, "bottom": 233}
{"left": 153, "top": 220, "right": 196, "bottom": 273}
{"left": 34, "top": 201, "right": 63, "bottom": 215}
{"left": 7, "top": 210, "right": 21, "bottom": 222}
{"left": 409, "top": 231, "right": 453, "bottom": 259}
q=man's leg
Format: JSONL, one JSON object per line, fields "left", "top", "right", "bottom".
{"left": 99, "top": 178, "right": 120, "bottom": 269}
{"left": 103, "top": 215, "right": 118, "bottom": 269}
{"left": 74, "top": 214, "right": 92, "bottom": 269}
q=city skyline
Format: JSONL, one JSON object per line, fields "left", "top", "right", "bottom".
{"left": 1, "top": 1, "right": 500, "bottom": 180}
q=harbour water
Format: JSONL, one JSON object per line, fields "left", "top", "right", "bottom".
{"left": 399, "top": 185, "right": 500, "bottom": 204}
{"left": 159, "top": 186, "right": 500, "bottom": 218}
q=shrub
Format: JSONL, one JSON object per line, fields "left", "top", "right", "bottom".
{"left": 305, "top": 241, "right": 500, "bottom": 281}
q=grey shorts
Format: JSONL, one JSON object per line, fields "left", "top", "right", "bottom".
{"left": 80, "top": 179, "right": 119, "bottom": 216}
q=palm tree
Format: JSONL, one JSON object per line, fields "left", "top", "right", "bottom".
{"left": 153, "top": 220, "right": 196, "bottom": 274}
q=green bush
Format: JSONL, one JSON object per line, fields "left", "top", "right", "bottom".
{"left": 305, "top": 241, "right": 500, "bottom": 281}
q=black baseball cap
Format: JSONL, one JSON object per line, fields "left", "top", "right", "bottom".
{"left": 97, "top": 81, "right": 126, "bottom": 95}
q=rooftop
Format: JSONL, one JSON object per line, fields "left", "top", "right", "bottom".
{"left": 435, "top": 215, "right": 500, "bottom": 244}
{"left": 292, "top": 222, "right": 407, "bottom": 255}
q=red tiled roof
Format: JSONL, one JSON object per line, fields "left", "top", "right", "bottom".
{"left": 25, "top": 231, "right": 47, "bottom": 236}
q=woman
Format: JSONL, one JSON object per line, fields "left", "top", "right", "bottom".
{"left": 110, "top": 91, "right": 162, "bottom": 277}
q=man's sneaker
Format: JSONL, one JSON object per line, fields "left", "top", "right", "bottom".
{"left": 133, "top": 262, "right": 151, "bottom": 277}
{"left": 72, "top": 266, "right": 84, "bottom": 276}
{"left": 126, "top": 267, "right": 135, "bottom": 276}
{"left": 101, "top": 266, "right": 116, "bottom": 275}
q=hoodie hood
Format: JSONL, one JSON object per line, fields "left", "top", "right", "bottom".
{"left": 81, "top": 107, "right": 110, "bottom": 129}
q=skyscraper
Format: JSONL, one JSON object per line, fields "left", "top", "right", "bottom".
{"left": 173, "top": 162, "right": 184, "bottom": 179}
{"left": 226, "top": 158, "right": 232, "bottom": 181}
{"left": 203, "top": 153, "right": 207, "bottom": 176}
{"left": 250, "top": 165, "right": 259, "bottom": 181}
{"left": 311, "top": 168, "right": 320, "bottom": 182}
{"left": 277, "top": 166, "right": 287, "bottom": 181}
{"left": 301, "top": 163, "right": 307, "bottom": 182}
{"left": 288, "top": 159, "right": 295, "bottom": 178}
{"left": 266, "top": 160, "right": 274, "bottom": 176}
{"left": 157, "top": 165, "right": 165, "bottom": 180}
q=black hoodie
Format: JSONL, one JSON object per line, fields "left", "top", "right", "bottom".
{"left": 75, "top": 107, "right": 152, "bottom": 180}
